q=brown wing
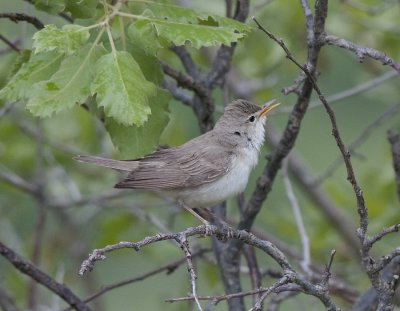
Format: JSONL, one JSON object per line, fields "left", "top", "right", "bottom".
{"left": 115, "top": 133, "right": 232, "bottom": 189}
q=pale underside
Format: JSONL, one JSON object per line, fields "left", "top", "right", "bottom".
{"left": 115, "top": 131, "right": 260, "bottom": 208}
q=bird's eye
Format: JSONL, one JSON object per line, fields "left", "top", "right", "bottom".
{"left": 248, "top": 115, "right": 255, "bottom": 122}
{"left": 234, "top": 131, "right": 241, "bottom": 136}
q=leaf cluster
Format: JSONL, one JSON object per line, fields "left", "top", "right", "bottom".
{"left": 0, "top": 0, "right": 251, "bottom": 158}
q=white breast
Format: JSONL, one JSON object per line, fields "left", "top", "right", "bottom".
{"left": 178, "top": 147, "right": 259, "bottom": 208}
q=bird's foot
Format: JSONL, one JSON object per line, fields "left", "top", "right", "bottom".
{"left": 202, "top": 223, "right": 214, "bottom": 237}
{"left": 214, "top": 222, "right": 235, "bottom": 242}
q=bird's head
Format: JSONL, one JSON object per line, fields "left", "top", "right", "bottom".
{"left": 214, "top": 99, "right": 280, "bottom": 150}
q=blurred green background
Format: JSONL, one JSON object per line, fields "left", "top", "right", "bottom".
{"left": 0, "top": 0, "right": 399, "bottom": 310}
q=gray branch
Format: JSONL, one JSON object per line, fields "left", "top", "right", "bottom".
{"left": 0, "top": 242, "right": 91, "bottom": 311}
{"left": 323, "top": 34, "right": 400, "bottom": 72}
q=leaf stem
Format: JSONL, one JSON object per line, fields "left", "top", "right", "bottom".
{"left": 119, "top": 16, "right": 127, "bottom": 51}
{"left": 106, "top": 25, "right": 117, "bottom": 56}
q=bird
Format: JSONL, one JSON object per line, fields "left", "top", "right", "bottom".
{"left": 74, "top": 99, "right": 280, "bottom": 227}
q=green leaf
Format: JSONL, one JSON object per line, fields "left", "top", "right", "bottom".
{"left": 105, "top": 88, "right": 170, "bottom": 158}
{"left": 151, "top": 19, "right": 247, "bottom": 49}
{"left": 26, "top": 44, "right": 106, "bottom": 117}
{"left": 129, "top": 45, "right": 163, "bottom": 85}
{"left": 7, "top": 50, "right": 32, "bottom": 81}
{"left": 65, "top": 0, "right": 98, "bottom": 19}
{"left": 91, "top": 51, "right": 157, "bottom": 126}
{"left": 34, "top": 0, "right": 65, "bottom": 14}
{"left": 132, "top": 1, "right": 251, "bottom": 32}
{"left": 127, "top": 1, "right": 252, "bottom": 50}
{"left": 0, "top": 51, "right": 63, "bottom": 101}
{"left": 33, "top": 24, "right": 90, "bottom": 55}
{"left": 127, "top": 20, "right": 164, "bottom": 55}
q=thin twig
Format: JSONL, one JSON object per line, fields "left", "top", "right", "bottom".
{"left": 249, "top": 275, "right": 293, "bottom": 311}
{"left": 299, "top": 0, "right": 314, "bottom": 45}
{"left": 388, "top": 129, "right": 400, "bottom": 201}
{"left": 279, "top": 70, "right": 400, "bottom": 113}
{"left": 64, "top": 249, "right": 210, "bottom": 311}
{"left": 176, "top": 234, "right": 202, "bottom": 311}
{"left": 265, "top": 126, "right": 360, "bottom": 255}
{"left": 28, "top": 120, "right": 47, "bottom": 308}
{"left": 366, "top": 224, "right": 400, "bottom": 250}
{"left": 0, "top": 286, "right": 20, "bottom": 311}
{"left": 0, "top": 242, "right": 91, "bottom": 311}
{"left": 321, "top": 250, "right": 336, "bottom": 287}
{"left": 323, "top": 34, "right": 400, "bottom": 72}
{"left": 314, "top": 103, "right": 400, "bottom": 185}
{"left": 166, "top": 286, "right": 283, "bottom": 304}
{"left": 171, "top": 45, "right": 201, "bottom": 78}
{"left": 283, "top": 159, "right": 311, "bottom": 275}
{"left": 0, "top": 34, "right": 20, "bottom": 52}
{"left": 0, "top": 165, "right": 37, "bottom": 195}
{"left": 162, "top": 79, "right": 193, "bottom": 107}
{"left": 252, "top": 15, "right": 369, "bottom": 242}
{"left": 0, "top": 12, "right": 44, "bottom": 29}
{"left": 243, "top": 245, "right": 262, "bottom": 304}
{"left": 79, "top": 225, "right": 294, "bottom": 276}
{"left": 162, "top": 63, "right": 208, "bottom": 97}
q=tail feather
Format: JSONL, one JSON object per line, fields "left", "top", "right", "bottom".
{"left": 73, "top": 155, "right": 138, "bottom": 171}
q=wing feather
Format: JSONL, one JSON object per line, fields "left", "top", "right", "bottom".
{"left": 115, "top": 134, "right": 231, "bottom": 189}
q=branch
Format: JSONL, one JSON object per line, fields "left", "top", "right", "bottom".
{"left": 265, "top": 126, "right": 360, "bottom": 256}
{"left": 161, "top": 63, "right": 207, "bottom": 96}
{"left": 0, "top": 34, "right": 20, "bottom": 52}
{"left": 243, "top": 244, "right": 262, "bottom": 305}
{"left": 249, "top": 275, "right": 293, "bottom": 311}
{"left": 161, "top": 63, "right": 214, "bottom": 133}
{"left": 352, "top": 257, "right": 400, "bottom": 311}
{"left": 206, "top": 0, "right": 249, "bottom": 88}
{"left": 366, "top": 224, "right": 400, "bottom": 251}
{"left": 370, "top": 248, "right": 400, "bottom": 274}
{"left": 165, "top": 284, "right": 294, "bottom": 305}
{"left": 283, "top": 160, "right": 311, "bottom": 275}
{"left": 171, "top": 45, "right": 201, "bottom": 79}
{"left": 162, "top": 79, "right": 193, "bottom": 106}
{"left": 251, "top": 14, "right": 400, "bottom": 309}
{"left": 279, "top": 70, "right": 399, "bottom": 113}
{"left": 323, "top": 34, "right": 400, "bottom": 72}
{"left": 0, "top": 12, "right": 44, "bottom": 29}
{"left": 176, "top": 234, "right": 202, "bottom": 311}
{"left": 0, "top": 242, "right": 91, "bottom": 311}
{"left": 300, "top": 0, "right": 314, "bottom": 45}
{"left": 388, "top": 129, "right": 400, "bottom": 201}
{"left": 253, "top": 15, "right": 368, "bottom": 242}
{"left": 79, "top": 225, "right": 293, "bottom": 276}
{"left": 314, "top": 103, "right": 400, "bottom": 185}
{"left": 0, "top": 166, "right": 37, "bottom": 195}
{"left": 64, "top": 248, "right": 210, "bottom": 311}
{"left": 23, "top": 0, "right": 73, "bottom": 22}
{"left": 238, "top": 0, "right": 328, "bottom": 233}
{"left": 0, "top": 286, "right": 20, "bottom": 311}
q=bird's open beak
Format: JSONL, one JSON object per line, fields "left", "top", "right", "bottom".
{"left": 257, "top": 99, "right": 280, "bottom": 120}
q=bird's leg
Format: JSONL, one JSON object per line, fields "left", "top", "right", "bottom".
{"left": 193, "top": 208, "right": 235, "bottom": 240}
{"left": 178, "top": 202, "right": 213, "bottom": 236}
